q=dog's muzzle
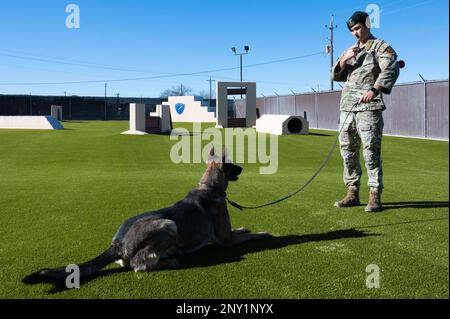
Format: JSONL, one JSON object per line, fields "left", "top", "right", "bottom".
{"left": 228, "top": 164, "right": 243, "bottom": 181}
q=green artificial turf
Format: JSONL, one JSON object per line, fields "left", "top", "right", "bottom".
{"left": 0, "top": 121, "right": 448, "bottom": 299}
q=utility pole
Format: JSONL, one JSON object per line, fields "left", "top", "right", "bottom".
{"left": 206, "top": 77, "right": 216, "bottom": 102}
{"left": 326, "top": 14, "right": 338, "bottom": 91}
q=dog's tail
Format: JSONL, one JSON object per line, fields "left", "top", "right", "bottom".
{"left": 22, "top": 245, "right": 120, "bottom": 285}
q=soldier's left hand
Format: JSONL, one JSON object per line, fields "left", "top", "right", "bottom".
{"left": 359, "top": 91, "right": 376, "bottom": 103}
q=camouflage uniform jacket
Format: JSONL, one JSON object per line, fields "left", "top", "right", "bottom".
{"left": 332, "top": 37, "right": 400, "bottom": 112}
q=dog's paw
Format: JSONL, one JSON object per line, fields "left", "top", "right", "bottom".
{"left": 256, "top": 231, "right": 272, "bottom": 238}
{"left": 234, "top": 227, "right": 251, "bottom": 234}
{"left": 115, "top": 259, "right": 126, "bottom": 267}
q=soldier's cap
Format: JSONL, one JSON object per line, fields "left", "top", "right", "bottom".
{"left": 347, "top": 11, "right": 370, "bottom": 31}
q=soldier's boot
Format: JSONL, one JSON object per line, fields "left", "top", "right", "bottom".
{"left": 365, "top": 190, "right": 382, "bottom": 212}
{"left": 334, "top": 188, "right": 360, "bottom": 208}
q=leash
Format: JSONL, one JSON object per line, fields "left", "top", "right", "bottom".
{"left": 226, "top": 102, "right": 359, "bottom": 211}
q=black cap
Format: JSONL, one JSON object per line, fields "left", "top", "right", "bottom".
{"left": 347, "top": 11, "right": 370, "bottom": 30}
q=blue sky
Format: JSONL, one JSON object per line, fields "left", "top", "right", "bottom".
{"left": 0, "top": 0, "right": 448, "bottom": 97}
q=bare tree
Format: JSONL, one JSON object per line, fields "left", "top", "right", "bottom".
{"left": 159, "top": 84, "right": 194, "bottom": 98}
{"left": 197, "top": 89, "right": 215, "bottom": 100}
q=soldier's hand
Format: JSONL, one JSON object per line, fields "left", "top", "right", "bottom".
{"left": 342, "top": 46, "right": 359, "bottom": 62}
{"left": 359, "top": 90, "right": 376, "bottom": 103}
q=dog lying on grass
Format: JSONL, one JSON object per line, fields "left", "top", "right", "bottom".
{"left": 23, "top": 146, "right": 270, "bottom": 285}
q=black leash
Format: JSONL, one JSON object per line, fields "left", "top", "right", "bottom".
{"left": 226, "top": 102, "right": 359, "bottom": 211}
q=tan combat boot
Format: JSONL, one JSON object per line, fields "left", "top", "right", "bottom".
{"left": 334, "top": 188, "right": 360, "bottom": 208}
{"left": 365, "top": 190, "right": 382, "bottom": 212}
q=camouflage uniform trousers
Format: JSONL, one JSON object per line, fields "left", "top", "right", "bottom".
{"left": 338, "top": 110, "right": 384, "bottom": 192}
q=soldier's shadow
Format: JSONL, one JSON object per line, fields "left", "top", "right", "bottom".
{"left": 381, "top": 201, "right": 448, "bottom": 211}
{"left": 46, "top": 228, "right": 377, "bottom": 293}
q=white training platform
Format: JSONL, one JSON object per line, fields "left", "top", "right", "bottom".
{"left": 0, "top": 116, "right": 64, "bottom": 130}
{"left": 121, "top": 103, "right": 148, "bottom": 135}
{"left": 256, "top": 114, "right": 309, "bottom": 135}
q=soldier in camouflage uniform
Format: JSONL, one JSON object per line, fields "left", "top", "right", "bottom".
{"left": 332, "top": 11, "right": 400, "bottom": 212}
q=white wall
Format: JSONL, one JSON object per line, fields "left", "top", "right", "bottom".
{"left": 164, "top": 96, "right": 216, "bottom": 123}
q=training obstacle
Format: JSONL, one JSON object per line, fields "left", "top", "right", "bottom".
{"left": 0, "top": 116, "right": 64, "bottom": 130}
{"left": 216, "top": 81, "right": 256, "bottom": 128}
{"left": 121, "top": 103, "right": 172, "bottom": 135}
{"left": 51, "top": 105, "right": 63, "bottom": 121}
{"left": 256, "top": 114, "right": 309, "bottom": 135}
{"left": 149, "top": 104, "right": 173, "bottom": 133}
{"left": 161, "top": 96, "right": 216, "bottom": 123}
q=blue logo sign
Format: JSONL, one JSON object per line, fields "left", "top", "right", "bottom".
{"left": 175, "top": 103, "right": 185, "bottom": 115}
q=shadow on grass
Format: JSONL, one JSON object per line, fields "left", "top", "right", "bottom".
{"left": 357, "top": 216, "right": 448, "bottom": 229}
{"left": 178, "top": 228, "right": 378, "bottom": 269}
{"left": 46, "top": 267, "right": 130, "bottom": 294}
{"left": 41, "top": 228, "right": 377, "bottom": 294}
{"left": 308, "top": 132, "right": 333, "bottom": 137}
{"left": 61, "top": 121, "right": 87, "bottom": 123}
{"left": 168, "top": 131, "right": 201, "bottom": 136}
{"left": 381, "top": 201, "right": 449, "bottom": 210}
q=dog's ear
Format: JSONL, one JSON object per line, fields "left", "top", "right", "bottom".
{"left": 222, "top": 146, "right": 230, "bottom": 163}
{"left": 208, "top": 145, "right": 220, "bottom": 164}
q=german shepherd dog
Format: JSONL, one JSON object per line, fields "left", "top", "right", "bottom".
{"left": 23, "top": 146, "right": 270, "bottom": 286}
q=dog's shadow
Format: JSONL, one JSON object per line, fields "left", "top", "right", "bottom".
{"left": 44, "top": 228, "right": 377, "bottom": 294}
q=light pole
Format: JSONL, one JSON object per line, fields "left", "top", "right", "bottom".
{"left": 231, "top": 46, "right": 249, "bottom": 82}
{"left": 231, "top": 46, "right": 249, "bottom": 99}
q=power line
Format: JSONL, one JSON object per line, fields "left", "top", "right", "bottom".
{"left": 0, "top": 51, "right": 324, "bottom": 86}
{"left": 238, "top": 52, "right": 324, "bottom": 69}
{"left": 0, "top": 50, "right": 171, "bottom": 75}
{"left": 0, "top": 49, "right": 229, "bottom": 80}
